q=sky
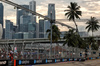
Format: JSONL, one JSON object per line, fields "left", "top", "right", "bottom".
{"left": 1, "top": 0, "right": 100, "bottom": 36}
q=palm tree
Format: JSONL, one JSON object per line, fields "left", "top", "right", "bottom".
{"left": 63, "top": 29, "right": 87, "bottom": 49}
{"left": 64, "top": 2, "right": 82, "bottom": 33}
{"left": 46, "top": 25, "right": 61, "bottom": 45}
{"left": 86, "top": 16, "right": 100, "bottom": 36}
{"left": 86, "top": 36, "right": 99, "bottom": 50}
{"left": 63, "top": 29, "right": 78, "bottom": 47}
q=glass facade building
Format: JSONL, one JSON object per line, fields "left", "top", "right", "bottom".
{"left": 39, "top": 20, "right": 50, "bottom": 38}
{"left": 48, "top": 4, "right": 55, "bottom": 20}
{"left": 29, "top": 0, "right": 36, "bottom": 13}
{"left": 5, "top": 20, "right": 14, "bottom": 39}
{"left": 0, "top": 3, "right": 3, "bottom": 27}
{"left": 16, "top": 5, "right": 29, "bottom": 31}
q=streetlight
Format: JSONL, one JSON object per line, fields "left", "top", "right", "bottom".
{"left": 50, "top": 12, "right": 52, "bottom": 58}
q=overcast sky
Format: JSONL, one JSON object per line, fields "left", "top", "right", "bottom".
{"left": 1, "top": 0, "right": 100, "bottom": 36}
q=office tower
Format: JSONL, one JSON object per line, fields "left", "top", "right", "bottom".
{"left": 0, "top": 3, "right": 3, "bottom": 27}
{"left": 23, "top": 32, "right": 29, "bottom": 39}
{"left": 16, "top": 5, "right": 29, "bottom": 31}
{"left": 28, "top": 22, "right": 36, "bottom": 38}
{"left": 5, "top": 20, "right": 14, "bottom": 39}
{"left": 0, "top": 24, "right": 3, "bottom": 39}
{"left": 2, "top": 28, "right": 5, "bottom": 39}
{"left": 39, "top": 20, "right": 44, "bottom": 38}
{"left": 20, "top": 15, "right": 36, "bottom": 32}
{"left": 0, "top": 3, "right": 4, "bottom": 39}
{"left": 36, "top": 23, "right": 39, "bottom": 38}
{"left": 48, "top": 4, "right": 55, "bottom": 20}
{"left": 13, "top": 25, "right": 17, "bottom": 32}
{"left": 20, "top": 15, "right": 31, "bottom": 32}
{"left": 29, "top": 0, "right": 37, "bottom": 38}
{"left": 39, "top": 20, "right": 50, "bottom": 38}
{"left": 14, "top": 32, "right": 23, "bottom": 39}
{"left": 29, "top": 0, "right": 36, "bottom": 12}
{"left": 44, "top": 20, "right": 50, "bottom": 38}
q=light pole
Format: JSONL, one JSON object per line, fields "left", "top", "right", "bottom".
{"left": 50, "top": 12, "right": 53, "bottom": 58}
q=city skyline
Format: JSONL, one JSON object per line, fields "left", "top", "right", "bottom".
{"left": 1, "top": 0, "right": 100, "bottom": 36}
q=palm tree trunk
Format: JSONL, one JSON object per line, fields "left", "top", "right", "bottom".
{"left": 73, "top": 20, "right": 79, "bottom": 33}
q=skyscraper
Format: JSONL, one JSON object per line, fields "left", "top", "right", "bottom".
{"left": 29, "top": 0, "right": 36, "bottom": 12}
{"left": 20, "top": 15, "right": 36, "bottom": 31}
{"left": 39, "top": 20, "right": 50, "bottom": 38}
{"left": 29, "top": 0, "right": 37, "bottom": 38}
{"left": 5, "top": 20, "right": 14, "bottom": 39}
{"left": 48, "top": 4, "right": 55, "bottom": 20}
{"left": 28, "top": 22, "right": 36, "bottom": 38}
{"left": 16, "top": 5, "right": 29, "bottom": 31}
{"left": 39, "top": 20, "right": 44, "bottom": 38}
{"left": 20, "top": 15, "right": 31, "bottom": 32}
{"left": 0, "top": 3, "right": 3, "bottom": 27}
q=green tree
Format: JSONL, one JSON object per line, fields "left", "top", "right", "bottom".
{"left": 63, "top": 29, "right": 78, "bottom": 47}
{"left": 46, "top": 25, "right": 61, "bottom": 44}
{"left": 91, "top": 43, "right": 99, "bottom": 50}
{"left": 64, "top": 2, "right": 82, "bottom": 33}
{"left": 86, "top": 37, "right": 99, "bottom": 50}
{"left": 63, "top": 29, "right": 87, "bottom": 49}
{"left": 86, "top": 16, "right": 100, "bottom": 36}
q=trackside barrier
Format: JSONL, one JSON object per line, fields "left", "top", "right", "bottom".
{"left": 1, "top": 57, "right": 99, "bottom": 66}
{"left": 14, "top": 57, "right": 100, "bottom": 66}
{"left": 0, "top": 60, "right": 8, "bottom": 66}
{"left": 14, "top": 58, "right": 86, "bottom": 66}
{"left": 86, "top": 57, "right": 100, "bottom": 60}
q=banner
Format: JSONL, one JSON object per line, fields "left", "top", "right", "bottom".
{"left": 0, "top": 60, "right": 8, "bottom": 66}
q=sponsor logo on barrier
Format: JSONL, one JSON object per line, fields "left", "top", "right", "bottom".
{"left": 19, "top": 60, "right": 21, "bottom": 65}
{"left": 92, "top": 58, "right": 95, "bottom": 59}
{"left": 0, "top": 61, "right": 6, "bottom": 65}
{"left": 36, "top": 60, "right": 42, "bottom": 63}
{"left": 70, "top": 59, "right": 72, "bottom": 61}
{"left": 62, "top": 59, "right": 67, "bottom": 62}
{"left": 69, "top": 59, "right": 70, "bottom": 61}
{"left": 74, "top": 59, "right": 77, "bottom": 61}
{"left": 46, "top": 59, "right": 47, "bottom": 63}
{"left": 55, "top": 59, "right": 61, "bottom": 62}
{"left": 79, "top": 59, "right": 81, "bottom": 61}
{"left": 47, "top": 60, "right": 53, "bottom": 63}
{"left": 34, "top": 60, "right": 36, "bottom": 64}
{"left": 19, "top": 60, "right": 29, "bottom": 65}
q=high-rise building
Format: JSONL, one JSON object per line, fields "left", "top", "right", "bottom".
{"left": 44, "top": 20, "right": 50, "bottom": 38}
{"left": 16, "top": 5, "right": 29, "bottom": 31}
{"left": 48, "top": 4, "right": 55, "bottom": 20}
{"left": 23, "top": 32, "right": 29, "bottom": 39}
{"left": 14, "top": 32, "right": 23, "bottom": 39}
{"left": 20, "top": 15, "right": 36, "bottom": 32}
{"left": 0, "top": 3, "right": 3, "bottom": 27}
{"left": 29, "top": 0, "right": 37, "bottom": 38}
{"left": 39, "top": 20, "right": 50, "bottom": 38}
{"left": 5, "top": 20, "right": 14, "bottom": 39}
{"left": 29, "top": 0, "right": 36, "bottom": 12}
{"left": 28, "top": 22, "right": 36, "bottom": 38}
{"left": 20, "top": 15, "right": 31, "bottom": 32}
{"left": 0, "top": 24, "right": 3, "bottom": 39}
{"left": 39, "top": 20, "right": 44, "bottom": 38}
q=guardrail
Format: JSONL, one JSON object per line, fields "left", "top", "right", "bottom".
{"left": 0, "top": 56, "right": 99, "bottom": 66}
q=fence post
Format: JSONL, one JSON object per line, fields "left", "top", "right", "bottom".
{"left": 22, "top": 41, "right": 25, "bottom": 59}
{"left": 30, "top": 42, "right": 33, "bottom": 59}
{"left": 37, "top": 44, "right": 39, "bottom": 59}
